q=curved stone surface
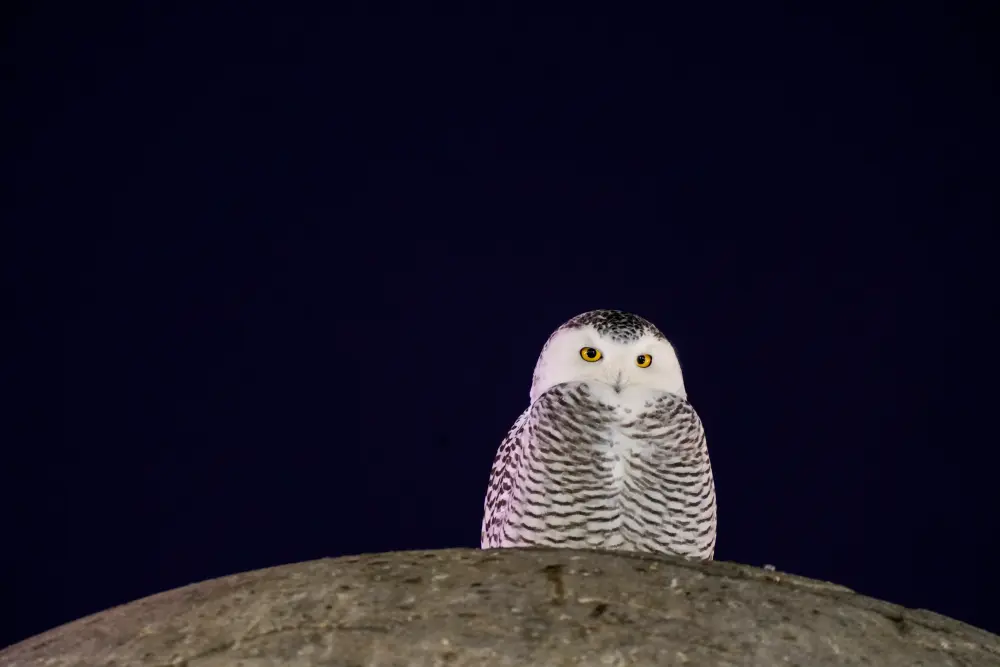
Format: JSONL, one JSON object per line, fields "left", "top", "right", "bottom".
{"left": 2, "top": 548, "right": 997, "bottom": 666}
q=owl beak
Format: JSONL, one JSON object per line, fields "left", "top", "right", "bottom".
{"left": 612, "top": 370, "right": 624, "bottom": 393}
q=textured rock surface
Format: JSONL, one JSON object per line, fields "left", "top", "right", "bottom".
{"left": 2, "top": 548, "right": 998, "bottom": 666}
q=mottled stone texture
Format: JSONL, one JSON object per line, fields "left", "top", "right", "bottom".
{"left": 2, "top": 548, "right": 998, "bottom": 666}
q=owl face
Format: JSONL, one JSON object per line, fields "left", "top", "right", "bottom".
{"left": 529, "top": 311, "right": 687, "bottom": 404}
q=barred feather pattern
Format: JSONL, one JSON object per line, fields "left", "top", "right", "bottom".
{"left": 481, "top": 380, "right": 717, "bottom": 560}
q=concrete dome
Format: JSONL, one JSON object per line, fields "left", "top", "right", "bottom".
{"left": 2, "top": 548, "right": 997, "bottom": 666}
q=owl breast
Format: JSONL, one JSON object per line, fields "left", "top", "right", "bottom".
{"left": 497, "top": 380, "right": 717, "bottom": 559}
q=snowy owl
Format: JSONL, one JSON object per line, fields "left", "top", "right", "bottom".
{"left": 481, "top": 309, "right": 717, "bottom": 560}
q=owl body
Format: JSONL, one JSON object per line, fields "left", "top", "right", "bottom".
{"left": 481, "top": 310, "right": 717, "bottom": 560}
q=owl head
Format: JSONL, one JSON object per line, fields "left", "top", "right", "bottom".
{"left": 529, "top": 309, "right": 687, "bottom": 404}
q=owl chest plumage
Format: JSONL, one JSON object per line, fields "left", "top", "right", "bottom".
{"left": 482, "top": 380, "right": 717, "bottom": 560}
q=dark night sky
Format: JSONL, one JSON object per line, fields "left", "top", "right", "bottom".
{"left": 3, "top": 1, "right": 998, "bottom": 651}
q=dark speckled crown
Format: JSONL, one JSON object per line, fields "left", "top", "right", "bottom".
{"left": 558, "top": 309, "right": 665, "bottom": 343}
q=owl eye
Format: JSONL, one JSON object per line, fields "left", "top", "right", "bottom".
{"left": 635, "top": 354, "right": 652, "bottom": 368}
{"left": 580, "top": 347, "right": 603, "bottom": 362}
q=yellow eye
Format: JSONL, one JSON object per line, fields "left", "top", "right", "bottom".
{"left": 635, "top": 354, "right": 652, "bottom": 368}
{"left": 580, "top": 347, "right": 603, "bottom": 362}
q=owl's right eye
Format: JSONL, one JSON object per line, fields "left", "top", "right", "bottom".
{"left": 580, "top": 347, "right": 603, "bottom": 362}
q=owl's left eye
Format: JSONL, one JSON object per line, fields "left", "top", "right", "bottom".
{"left": 635, "top": 354, "right": 652, "bottom": 368}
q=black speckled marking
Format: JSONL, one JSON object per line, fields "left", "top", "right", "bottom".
{"left": 559, "top": 310, "right": 665, "bottom": 343}
{"left": 481, "top": 380, "right": 717, "bottom": 559}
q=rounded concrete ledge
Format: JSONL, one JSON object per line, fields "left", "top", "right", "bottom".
{"left": 2, "top": 548, "right": 998, "bottom": 666}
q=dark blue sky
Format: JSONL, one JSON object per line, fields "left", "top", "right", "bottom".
{"left": 4, "top": 1, "right": 997, "bottom": 650}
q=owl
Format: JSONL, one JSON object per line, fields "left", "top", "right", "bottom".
{"left": 481, "top": 309, "right": 717, "bottom": 560}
